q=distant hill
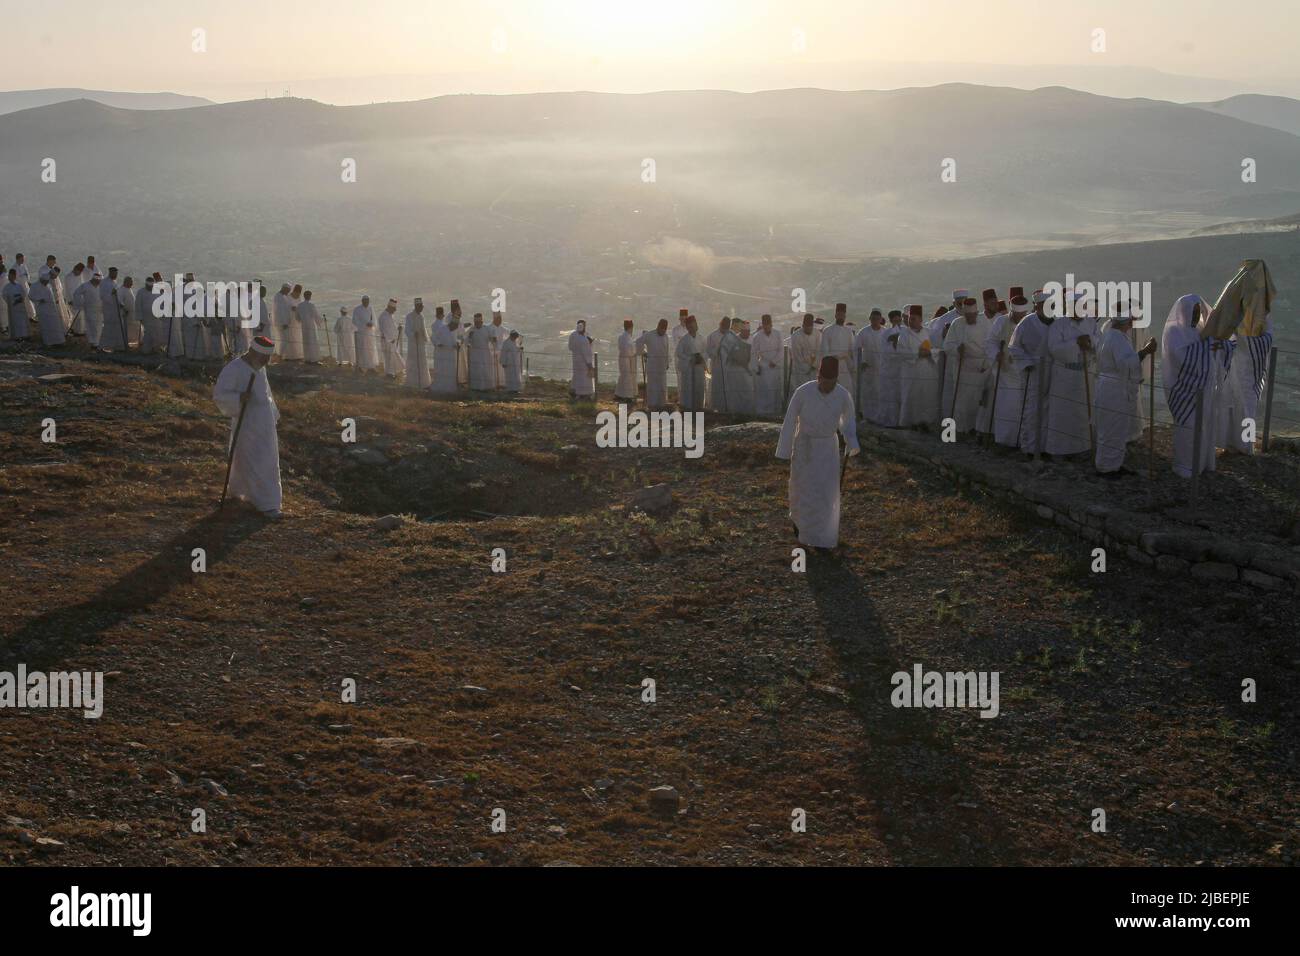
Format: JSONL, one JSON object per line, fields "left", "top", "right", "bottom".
{"left": 0, "top": 88, "right": 212, "bottom": 115}
{"left": 4, "top": 85, "right": 1300, "bottom": 261}
{"left": 1188, "top": 94, "right": 1300, "bottom": 137}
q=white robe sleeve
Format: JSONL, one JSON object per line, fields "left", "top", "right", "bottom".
{"left": 213, "top": 360, "right": 253, "bottom": 417}
{"left": 839, "top": 388, "right": 859, "bottom": 453}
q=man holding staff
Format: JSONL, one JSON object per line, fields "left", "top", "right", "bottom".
{"left": 776, "top": 355, "right": 860, "bottom": 552}
{"left": 213, "top": 335, "right": 283, "bottom": 518}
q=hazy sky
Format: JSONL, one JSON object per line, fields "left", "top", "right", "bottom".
{"left": 11, "top": 0, "right": 1300, "bottom": 103}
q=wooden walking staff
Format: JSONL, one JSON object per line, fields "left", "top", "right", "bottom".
{"left": 220, "top": 374, "right": 258, "bottom": 509}
{"left": 1015, "top": 365, "right": 1033, "bottom": 450}
{"left": 982, "top": 340, "right": 1005, "bottom": 446}
{"left": 1147, "top": 348, "right": 1156, "bottom": 481}
{"left": 111, "top": 287, "right": 129, "bottom": 353}
{"left": 1082, "top": 344, "right": 1096, "bottom": 455}
{"left": 949, "top": 344, "right": 964, "bottom": 422}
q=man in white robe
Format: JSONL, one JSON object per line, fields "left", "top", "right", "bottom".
{"left": 378, "top": 299, "right": 405, "bottom": 379}
{"left": 615, "top": 319, "right": 638, "bottom": 403}
{"left": 941, "top": 297, "right": 991, "bottom": 433}
{"left": 1218, "top": 315, "right": 1273, "bottom": 456}
{"left": 2, "top": 270, "right": 27, "bottom": 340}
{"left": 776, "top": 355, "right": 860, "bottom": 551}
{"left": 466, "top": 313, "right": 496, "bottom": 390}
{"left": 898, "top": 306, "right": 939, "bottom": 428}
{"left": 751, "top": 314, "right": 784, "bottom": 417}
{"left": 674, "top": 315, "right": 706, "bottom": 412}
{"left": 213, "top": 335, "right": 282, "bottom": 518}
{"left": 178, "top": 273, "right": 205, "bottom": 359}
{"left": 854, "top": 309, "right": 885, "bottom": 422}
{"left": 298, "top": 290, "right": 324, "bottom": 363}
{"left": 75, "top": 273, "right": 104, "bottom": 347}
{"left": 1095, "top": 307, "right": 1157, "bottom": 476}
{"left": 568, "top": 319, "right": 595, "bottom": 398}
{"left": 1007, "top": 292, "right": 1054, "bottom": 456}
{"left": 488, "top": 312, "right": 510, "bottom": 389}
{"left": 332, "top": 305, "right": 354, "bottom": 365}
{"left": 723, "top": 320, "right": 756, "bottom": 415}
{"left": 927, "top": 290, "right": 966, "bottom": 404}
{"left": 273, "top": 285, "right": 296, "bottom": 361}
{"left": 788, "top": 313, "right": 821, "bottom": 397}
{"left": 98, "top": 268, "right": 128, "bottom": 351}
{"left": 14, "top": 254, "right": 36, "bottom": 325}
{"left": 636, "top": 319, "right": 672, "bottom": 410}
{"left": 48, "top": 260, "right": 72, "bottom": 333}
{"left": 707, "top": 319, "right": 738, "bottom": 413}
{"left": 138, "top": 276, "right": 164, "bottom": 353}
{"left": 32, "top": 269, "right": 64, "bottom": 346}
{"left": 876, "top": 310, "right": 906, "bottom": 427}
{"left": 430, "top": 307, "right": 459, "bottom": 393}
{"left": 991, "top": 297, "right": 1031, "bottom": 447}
{"left": 501, "top": 331, "right": 524, "bottom": 393}
{"left": 705, "top": 317, "right": 731, "bottom": 411}
{"left": 818, "top": 303, "right": 856, "bottom": 402}
{"left": 282, "top": 286, "right": 305, "bottom": 361}
{"left": 1045, "top": 296, "right": 1100, "bottom": 458}
{"left": 353, "top": 296, "right": 380, "bottom": 372}
{"left": 403, "top": 298, "right": 431, "bottom": 387}
{"left": 1161, "top": 294, "right": 1222, "bottom": 479}
{"left": 63, "top": 263, "right": 87, "bottom": 335}
{"left": 973, "top": 291, "right": 1006, "bottom": 436}
{"left": 118, "top": 277, "right": 138, "bottom": 347}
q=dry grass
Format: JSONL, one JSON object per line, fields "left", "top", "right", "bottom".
{"left": 0, "top": 353, "right": 1297, "bottom": 866}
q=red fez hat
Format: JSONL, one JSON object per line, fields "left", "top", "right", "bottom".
{"left": 962, "top": 297, "right": 978, "bottom": 307}
{"left": 835, "top": 302, "right": 847, "bottom": 312}
{"left": 982, "top": 288, "right": 997, "bottom": 300}
{"left": 818, "top": 355, "right": 838, "bottom": 378}
{"left": 1009, "top": 286, "right": 1024, "bottom": 299}
{"left": 679, "top": 308, "right": 689, "bottom": 317}
{"left": 909, "top": 304, "right": 922, "bottom": 317}
{"left": 997, "top": 300, "right": 1007, "bottom": 312}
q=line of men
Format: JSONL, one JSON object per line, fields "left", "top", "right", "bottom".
{"left": 2, "top": 254, "right": 527, "bottom": 396}
{"left": 613, "top": 309, "right": 790, "bottom": 415}
{"left": 846, "top": 286, "right": 1272, "bottom": 479}
{"left": 622, "top": 283, "right": 1272, "bottom": 480}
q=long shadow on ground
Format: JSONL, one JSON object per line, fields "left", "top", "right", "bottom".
{"left": 0, "top": 509, "right": 264, "bottom": 672}
{"left": 806, "top": 552, "right": 1030, "bottom": 865}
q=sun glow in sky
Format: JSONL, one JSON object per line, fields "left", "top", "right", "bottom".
{"left": 7, "top": 0, "right": 1300, "bottom": 103}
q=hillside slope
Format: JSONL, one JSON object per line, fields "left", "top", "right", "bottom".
{"left": 1, "top": 354, "right": 1296, "bottom": 865}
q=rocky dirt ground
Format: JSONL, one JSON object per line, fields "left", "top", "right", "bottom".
{"left": 1, "top": 345, "right": 1297, "bottom": 866}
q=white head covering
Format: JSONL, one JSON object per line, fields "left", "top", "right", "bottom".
{"left": 1161, "top": 294, "right": 1207, "bottom": 361}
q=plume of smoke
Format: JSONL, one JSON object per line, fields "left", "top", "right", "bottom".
{"left": 640, "top": 237, "right": 717, "bottom": 278}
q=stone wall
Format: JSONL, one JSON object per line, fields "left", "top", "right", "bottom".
{"left": 855, "top": 423, "right": 1300, "bottom": 595}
